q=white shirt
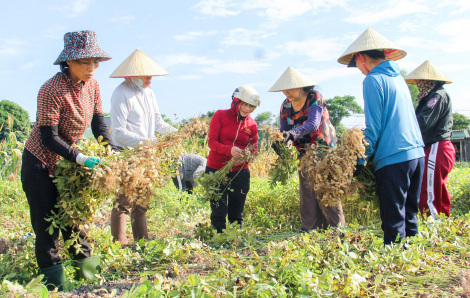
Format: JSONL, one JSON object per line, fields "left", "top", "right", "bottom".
{"left": 110, "top": 80, "right": 177, "bottom": 149}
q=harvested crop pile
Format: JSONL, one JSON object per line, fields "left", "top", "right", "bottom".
{"left": 263, "top": 125, "right": 298, "bottom": 187}
{"left": 49, "top": 118, "right": 206, "bottom": 250}
{"left": 300, "top": 128, "right": 369, "bottom": 208}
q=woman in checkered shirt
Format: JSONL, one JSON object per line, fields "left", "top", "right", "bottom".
{"left": 21, "top": 31, "right": 116, "bottom": 291}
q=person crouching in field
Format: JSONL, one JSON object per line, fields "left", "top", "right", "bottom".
{"left": 109, "top": 49, "right": 177, "bottom": 245}
{"left": 338, "top": 28, "right": 425, "bottom": 245}
{"left": 206, "top": 86, "right": 260, "bottom": 233}
{"left": 405, "top": 61, "right": 456, "bottom": 219}
{"left": 269, "top": 66, "right": 344, "bottom": 232}
{"left": 21, "top": 30, "right": 115, "bottom": 290}
{"left": 172, "top": 154, "right": 207, "bottom": 194}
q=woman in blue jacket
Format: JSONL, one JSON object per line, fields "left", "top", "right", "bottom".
{"left": 337, "top": 28, "right": 425, "bottom": 245}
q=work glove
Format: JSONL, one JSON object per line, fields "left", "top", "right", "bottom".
{"left": 353, "top": 164, "right": 364, "bottom": 177}
{"left": 76, "top": 153, "right": 101, "bottom": 169}
{"left": 271, "top": 142, "right": 282, "bottom": 156}
{"left": 283, "top": 131, "right": 294, "bottom": 145}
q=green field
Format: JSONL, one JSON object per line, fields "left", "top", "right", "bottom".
{"left": 1, "top": 165, "right": 470, "bottom": 297}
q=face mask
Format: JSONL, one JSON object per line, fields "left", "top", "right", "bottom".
{"left": 129, "top": 77, "right": 144, "bottom": 88}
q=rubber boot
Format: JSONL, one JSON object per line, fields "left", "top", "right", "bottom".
{"left": 40, "top": 264, "right": 66, "bottom": 291}
{"left": 74, "top": 256, "right": 101, "bottom": 280}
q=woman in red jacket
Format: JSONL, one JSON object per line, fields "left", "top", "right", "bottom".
{"left": 206, "top": 85, "right": 260, "bottom": 233}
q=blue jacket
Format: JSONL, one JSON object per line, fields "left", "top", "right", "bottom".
{"left": 359, "top": 60, "right": 424, "bottom": 171}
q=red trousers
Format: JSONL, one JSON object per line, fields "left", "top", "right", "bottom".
{"left": 419, "top": 140, "right": 455, "bottom": 217}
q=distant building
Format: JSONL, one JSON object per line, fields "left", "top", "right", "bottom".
{"left": 451, "top": 130, "right": 470, "bottom": 162}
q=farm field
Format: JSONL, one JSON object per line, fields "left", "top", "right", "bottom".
{"left": 1, "top": 165, "right": 470, "bottom": 297}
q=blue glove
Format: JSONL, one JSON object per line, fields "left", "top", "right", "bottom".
{"left": 84, "top": 157, "right": 100, "bottom": 169}
{"left": 76, "top": 154, "right": 101, "bottom": 169}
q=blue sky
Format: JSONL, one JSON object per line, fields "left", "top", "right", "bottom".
{"left": 1, "top": 0, "right": 469, "bottom": 128}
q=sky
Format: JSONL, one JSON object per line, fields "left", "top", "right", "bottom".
{"left": 0, "top": 0, "right": 469, "bottom": 128}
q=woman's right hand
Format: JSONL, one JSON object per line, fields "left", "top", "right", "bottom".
{"left": 76, "top": 153, "right": 101, "bottom": 169}
{"left": 231, "top": 146, "right": 244, "bottom": 159}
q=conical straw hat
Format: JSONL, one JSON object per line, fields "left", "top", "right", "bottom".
{"left": 110, "top": 49, "right": 168, "bottom": 78}
{"left": 268, "top": 66, "right": 317, "bottom": 92}
{"left": 404, "top": 60, "right": 452, "bottom": 84}
{"left": 337, "top": 27, "right": 407, "bottom": 65}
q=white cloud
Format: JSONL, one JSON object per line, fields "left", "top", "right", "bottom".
{"left": 0, "top": 39, "right": 26, "bottom": 56}
{"left": 281, "top": 38, "right": 344, "bottom": 61}
{"left": 298, "top": 67, "right": 357, "bottom": 82}
{"left": 176, "top": 75, "right": 203, "bottom": 80}
{"left": 441, "top": 0, "right": 470, "bottom": 14}
{"left": 156, "top": 53, "right": 218, "bottom": 67}
{"left": 50, "top": 0, "right": 92, "bottom": 17}
{"left": 174, "top": 30, "right": 218, "bottom": 41}
{"left": 44, "top": 25, "right": 67, "bottom": 39}
{"left": 221, "top": 28, "right": 276, "bottom": 46}
{"left": 156, "top": 53, "right": 269, "bottom": 74}
{"left": 395, "top": 37, "right": 443, "bottom": 49}
{"left": 191, "top": 0, "right": 240, "bottom": 17}
{"left": 192, "top": 0, "right": 348, "bottom": 25}
{"left": 202, "top": 60, "right": 270, "bottom": 74}
{"left": 437, "top": 19, "right": 470, "bottom": 53}
{"left": 440, "top": 64, "right": 470, "bottom": 72}
{"left": 108, "top": 15, "right": 135, "bottom": 22}
{"left": 398, "top": 20, "right": 428, "bottom": 32}
{"left": 21, "top": 60, "right": 41, "bottom": 70}
{"left": 344, "top": 0, "right": 430, "bottom": 24}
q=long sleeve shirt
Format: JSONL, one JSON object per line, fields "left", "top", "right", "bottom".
{"left": 415, "top": 85, "right": 453, "bottom": 148}
{"left": 25, "top": 72, "right": 112, "bottom": 175}
{"left": 279, "top": 90, "right": 337, "bottom": 150}
{"left": 110, "top": 80, "right": 177, "bottom": 149}
{"left": 359, "top": 60, "right": 424, "bottom": 170}
{"left": 207, "top": 98, "right": 259, "bottom": 171}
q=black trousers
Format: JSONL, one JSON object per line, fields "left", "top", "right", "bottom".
{"left": 21, "top": 149, "right": 90, "bottom": 269}
{"left": 206, "top": 166, "right": 250, "bottom": 233}
{"left": 376, "top": 157, "right": 424, "bottom": 245}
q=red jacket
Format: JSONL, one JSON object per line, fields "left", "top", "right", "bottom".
{"left": 207, "top": 98, "right": 259, "bottom": 171}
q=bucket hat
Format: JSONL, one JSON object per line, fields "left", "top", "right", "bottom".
{"left": 110, "top": 49, "right": 168, "bottom": 78}
{"left": 268, "top": 66, "right": 317, "bottom": 92}
{"left": 337, "top": 28, "right": 406, "bottom": 67}
{"left": 404, "top": 60, "right": 452, "bottom": 84}
{"left": 53, "top": 30, "right": 111, "bottom": 65}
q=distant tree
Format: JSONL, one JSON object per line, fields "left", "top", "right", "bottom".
{"left": 103, "top": 112, "right": 110, "bottom": 117}
{"left": 325, "top": 95, "right": 363, "bottom": 128}
{"left": 200, "top": 110, "right": 216, "bottom": 119}
{"left": 160, "top": 114, "right": 175, "bottom": 126}
{"left": 254, "top": 111, "right": 273, "bottom": 126}
{"left": 0, "top": 100, "right": 32, "bottom": 142}
{"left": 452, "top": 112, "right": 470, "bottom": 130}
{"left": 400, "top": 70, "right": 419, "bottom": 108}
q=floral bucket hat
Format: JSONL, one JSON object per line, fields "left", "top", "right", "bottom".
{"left": 53, "top": 30, "right": 111, "bottom": 65}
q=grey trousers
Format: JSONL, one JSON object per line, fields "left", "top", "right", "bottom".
{"left": 298, "top": 168, "right": 346, "bottom": 231}
{"left": 110, "top": 193, "right": 148, "bottom": 245}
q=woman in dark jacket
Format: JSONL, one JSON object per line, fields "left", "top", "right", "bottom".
{"left": 405, "top": 60, "right": 455, "bottom": 219}
{"left": 269, "top": 66, "right": 343, "bottom": 232}
{"left": 206, "top": 85, "right": 260, "bottom": 233}
{"left": 21, "top": 30, "right": 115, "bottom": 290}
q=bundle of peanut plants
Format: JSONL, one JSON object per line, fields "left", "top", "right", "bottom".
{"left": 263, "top": 125, "right": 299, "bottom": 187}
{"left": 197, "top": 143, "right": 257, "bottom": 202}
{"left": 300, "top": 128, "right": 369, "bottom": 208}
